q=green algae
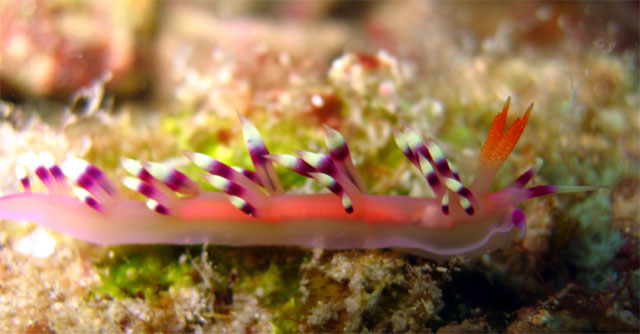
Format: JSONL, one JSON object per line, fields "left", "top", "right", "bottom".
{"left": 93, "top": 244, "right": 310, "bottom": 330}
{"left": 203, "top": 247, "right": 308, "bottom": 330}
{"left": 95, "top": 246, "right": 195, "bottom": 300}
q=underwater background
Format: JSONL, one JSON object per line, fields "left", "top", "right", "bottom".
{"left": 1, "top": 1, "right": 638, "bottom": 332}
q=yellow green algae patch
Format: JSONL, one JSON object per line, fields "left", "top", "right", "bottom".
{"left": 94, "top": 246, "right": 196, "bottom": 300}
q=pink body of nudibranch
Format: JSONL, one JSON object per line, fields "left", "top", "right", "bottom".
{"left": 0, "top": 98, "right": 598, "bottom": 259}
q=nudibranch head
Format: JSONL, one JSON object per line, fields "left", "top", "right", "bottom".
{"left": 0, "top": 98, "right": 601, "bottom": 260}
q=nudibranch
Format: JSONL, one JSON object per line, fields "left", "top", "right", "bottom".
{"left": 0, "top": 98, "right": 599, "bottom": 259}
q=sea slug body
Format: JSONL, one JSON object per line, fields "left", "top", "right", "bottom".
{"left": 0, "top": 98, "right": 600, "bottom": 259}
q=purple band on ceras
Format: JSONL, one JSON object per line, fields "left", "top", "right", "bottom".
{"left": 264, "top": 154, "right": 316, "bottom": 177}
{"left": 34, "top": 166, "right": 56, "bottom": 192}
{"left": 38, "top": 152, "right": 68, "bottom": 192}
{"left": 63, "top": 158, "right": 116, "bottom": 206}
{"left": 238, "top": 113, "right": 282, "bottom": 194}
{"left": 417, "top": 153, "right": 445, "bottom": 198}
{"left": 425, "top": 140, "right": 459, "bottom": 181}
{"left": 294, "top": 150, "right": 338, "bottom": 177}
{"left": 393, "top": 129, "right": 419, "bottom": 167}
{"left": 309, "top": 173, "right": 353, "bottom": 213}
{"left": 183, "top": 151, "right": 267, "bottom": 200}
{"left": 145, "top": 199, "right": 171, "bottom": 215}
{"left": 144, "top": 161, "right": 198, "bottom": 196}
{"left": 235, "top": 167, "right": 263, "bottom": 187}
{"left": 324, "top": 125, "right": 350, "bottom": 162}
{"left": 85, "top": 164, "right": 117, "bottom": 196}
{"left": 15, "top": 165, "right": 31, "bottom": 192}
{"left": 84, "top": 196, "right": 103, "bottom": 211}
{"left": 20, "top": 177, "right": 31, "bottom": 192}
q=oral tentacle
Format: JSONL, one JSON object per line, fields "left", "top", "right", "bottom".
{"left": 525, "top": 185, "right": 604, "bottom": 199}
{"left": 511, "top": 158, "right": 543, "bottom": 189}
